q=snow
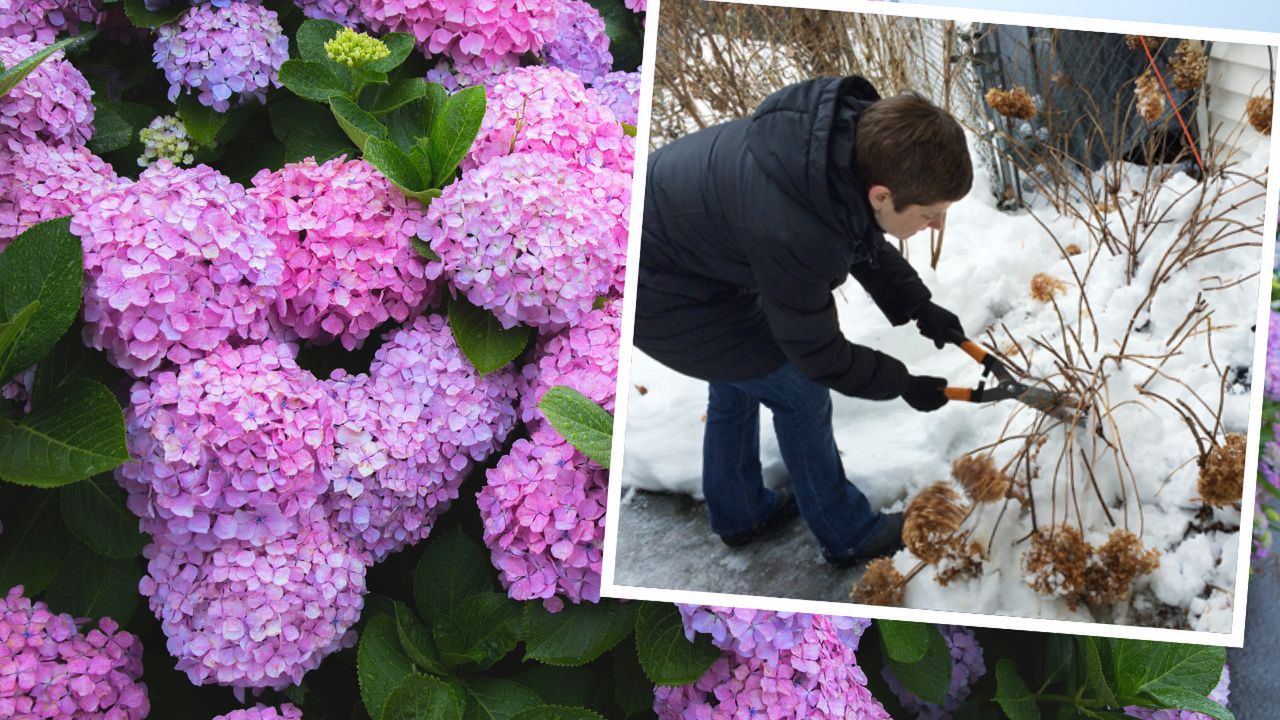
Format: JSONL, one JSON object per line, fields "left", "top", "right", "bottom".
{"left": 618, "top": 145, "right": 1267, "bottom": 633}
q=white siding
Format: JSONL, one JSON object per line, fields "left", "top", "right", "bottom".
{"left": 1198, "top": 42, "right": 1274, "bottom": 164}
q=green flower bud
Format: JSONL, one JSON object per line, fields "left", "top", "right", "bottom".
{"left": 325, "top": 28, "right": 390, "bottom": 69}
{"left": 138, "top": 115, "right": 196, "bottom": 168}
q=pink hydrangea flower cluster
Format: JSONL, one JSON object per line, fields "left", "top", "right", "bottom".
{"left": 421, "top": 150, "right": 629, "bottom": 331}
{"left": 655, "top": 614, "right": 890, "bottom": 720}
{"left": 74, "top": 161, "right": 283, "bottom": 377}
{"left": 139, "top": 506, "right": 366, "bottom": 691}
{"left": 464, "top": 66, "right": 633, "bottom": 174}
{"left": 325, "top": 314, "right": 520, "bottom": 562}
{"left": 478, "top": 425, "right": 607, "bottom": 612}
{"left": 517, "top": 299, "right": 620, "bottom": 430}
{"left": 117, "top": 340, "right": 334, "bottom": 542}
{"left": 1124, "top": 666, "right": 1230, "bottom": 720}
{"left": 544, "top": 0, "right": 612, "bottom": 84}
{"left": 883, "top": 625, "right": 985, "bottom": 720}
{"left": 214, "top": 704, "right": 304, "bottom": 720}
{"left": 0, "top": 586, "right": 149, "bottom": 720}
{"left": 0, "top": 37, "right": 94, "bottom": 151}
{"left": 357, "top": 0, "right": 559, "bottom": 82}
{"left": 589, "top": 69, "right": 641, "bottom": 126}
{"left": 152, "top": 2, "right": 289, "bottom": 112}
{"left": 0, "top": 0, "right": 101, "bottom": 43}
{"left": 0, "top": 141, "right": 122, "bottom": 248}
{"left": 250, "top": 156, "right": 437, "bottom": 350}
{"left": 677, "top": 606, "right": 872, "bottom": 664}
{"left": 624, "top": 0, "right": 644, "bottom": 11}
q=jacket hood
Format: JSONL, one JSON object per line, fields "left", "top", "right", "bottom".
{"left": 745, "top": 76, "right": 882, "bottom": 239}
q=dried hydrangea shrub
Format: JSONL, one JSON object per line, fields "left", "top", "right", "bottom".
{"left": 850, "top": 558, "right": 906, "bottom": 606}
{"left": 1031, "top": 272, "right": 1068, "bottom": 302}
{"left": 1199, "top": 433, "right": 1246, "bottom": 506}
{"left": 1247, "top": 95, "right": 1273, "bottom": 135}
{"left": 1023, "top": 525, "right": 1092, "bottom": 609}
{"left": 1171, "top": 39, "right": 1208, "bottom": 91}
{"left": 935, "top": 536, "right": 985, "bottom": 587}
{"left": 903, "top": 482, "right": 969, "bottom": 564}
{"left": 1135, "top": 71, "right": 1165, "bottom": 122}
{"left": 952, "top": 454, "right": 1010, "bottom": 504}
{"left": 1084, "top": 529, "right": 1160, "bottom": 605}
{"left": 984, "top": 86, "right": 1036, "bottom": 120}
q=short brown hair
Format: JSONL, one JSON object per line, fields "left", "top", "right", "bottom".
{"left": 855, "top": 92, "right": 973, "bottom": 210}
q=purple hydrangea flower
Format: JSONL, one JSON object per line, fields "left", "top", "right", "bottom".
{"left": 677, "top": 606, "right": 872, "bottom": 664}
{"left": 464, "top": 65, "right": 633, "bottom": 174}
{"left": 655, "top": 614, "right": 890, "bottom": 719}
{"left": 478, "top": 425, "right": 608, "bottom": 612}
{"left": 883, "top": 625, "right": 986, "bottom": 720}
{"left": 324, "top": 314, "right": 520, "bottom": 562}
{"left": 0, "top": 0, "right": 101, "bottom": 44}
{"left": 0, "top": 586, "right": 149, "bottom": 720}
{"left": 1124, "top": 665, "right": 1229, "bottom": 719}
{"left": 250, "top": 156, "right": 438, "bottom": 351}
{"left": 152, "top": 2, "right": 289, "bottom": 112}
{"left": 0, "top": 36, "right": 94, "bottom": 151}
{"left": 1265, "top": 311, "right": 1280, "bottom": 401}
{"left": 589, "top": 69, "right": 641, "bottom": 126}
{"left": 421, "top": 150, "right": 630, "bottom": 331}
{"left": 544, "top": 0, "right": 612, "bottom": 85}
{"left": 517, "top": 299, "right": 620, "bottom": 432}
{"left": 116, "top": 340, "right": 335, "bottom": 542}
{"left": 0, "top": 141, "right": 123, "bottom": 249}
{"left": 74, "top": 161, "right": 283, "bottom": 377}
{"left": 138, "top": 506, "right": 366, "bottom": 691}
{"left": 293, "top": 0, "right": 360, "bottom": 25}
{"left": 356, "top": 0, "right": 559, "bottom": 81}
{"left": 623, "top": 0, "right": 643, "bottom": 11}
{"left": 213, "top": 704, "right": 303, "bottom": 720}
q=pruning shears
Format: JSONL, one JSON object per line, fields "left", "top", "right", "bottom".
{"left": 942, "top": 336, "right": 1083, "bottom": 424}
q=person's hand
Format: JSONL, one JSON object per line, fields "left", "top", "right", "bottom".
{"left": 902, "top": 374, "right": 948, "bottom": 412}
{"left": 913, "top": 301, "right": 965, "bottom": 349}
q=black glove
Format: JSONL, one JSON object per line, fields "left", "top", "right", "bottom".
{"left": 902, "top": 374, "right": 949, "bottom": 412}
{"left": 913, "top": 301, "right": 965, "bottom": 349}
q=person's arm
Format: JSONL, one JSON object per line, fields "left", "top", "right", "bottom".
{"left": 847, "top": 234, "right": 932, "bottom": 326}
{"left": 749, "top": 235, "right": 910, "bottom": 400}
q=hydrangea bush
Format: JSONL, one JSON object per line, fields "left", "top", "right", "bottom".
{"left": 0, "top": 2, "right": 1243, "bottom": 719}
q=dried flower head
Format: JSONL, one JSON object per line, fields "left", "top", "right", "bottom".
{"left": 1085, "top": 529, "right": 1160, "bottom": 605}
{"left": 984, "top": 86, "right": 1036, "bottom": 120}
{"left": 1031, "top": 272, "right": 1067, "bottom": 302}
{"left": 935, "top": 536, "right": 985, "bottom": 587}
{"left": 1171, "top": 39, "right": 1208, "bottom": 91}
{"left": 1247, "top": 95, "right": 1273, "bottom": 135}
{"left": 903, "top": 482, "right": 969, "bottom": 564}
{"left": 1125, "top": 34, "right": 1163, "bottom": 50}
{"left": 1024, "top": 525, "right": 1092, "bottom": 608}
{"left": 1199, "top": 433, "right": 1246, "bottom": 506}
{"left": 952, "top": 454, "right": 1010, "bottom": 504}
{"left": 1065, "top": 243, "right": 1082, "bottom": 256}
{"left": 1135, "top": 71, "right": 1165, "bottom": 122}
{"left": 850, "top": 558, "right": 906, "bottom": 606}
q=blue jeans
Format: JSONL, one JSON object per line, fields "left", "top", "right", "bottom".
{"left": 702, "top": 362, "right": 884, "bottom": 561}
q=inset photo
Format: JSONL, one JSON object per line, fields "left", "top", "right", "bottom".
{"left": 605, "top": 0, "right": 1276, "bottom": 642}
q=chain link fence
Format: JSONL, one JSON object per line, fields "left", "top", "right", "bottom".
{"left": 650, "top": 0, "right": 1218, "bottom": 213}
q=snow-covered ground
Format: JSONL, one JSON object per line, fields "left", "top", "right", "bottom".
{"left": 617, "top": 147, "right": 1268, "bottom": 633}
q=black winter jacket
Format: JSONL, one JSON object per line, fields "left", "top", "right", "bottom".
{"left": 633, "top": 76, "right": 933, "bottom": 399}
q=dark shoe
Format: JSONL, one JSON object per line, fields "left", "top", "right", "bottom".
{"left": 824, "top": 511, "right": 905, "bottom": 568}
{"left": 719, "top": 485, "right": 799, "bottom": 548}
